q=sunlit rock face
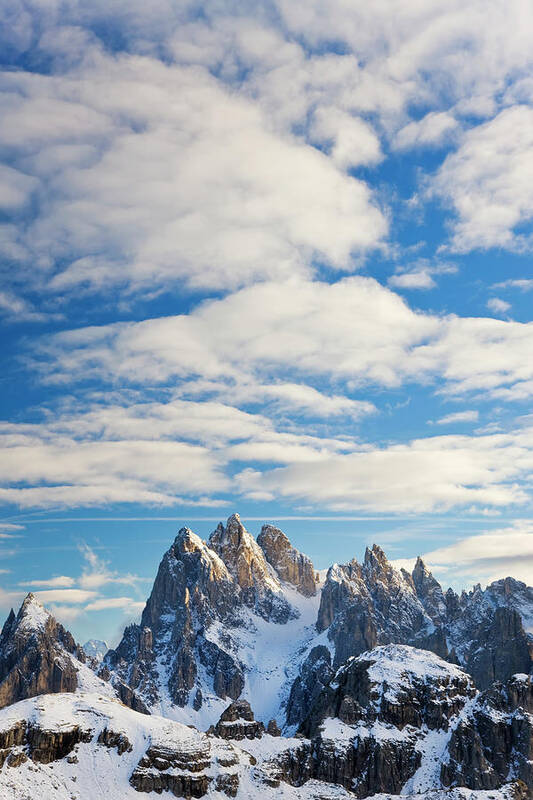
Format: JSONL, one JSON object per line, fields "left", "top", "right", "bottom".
{"left": 106, "top": 515, "right": 310, "bottom": 719}
{"left": 0, "top": 594, "right": 82, "bottom": 709}
{"left": 257, "top": 523, "right": 317, "bottom": 597}
{"left": 265, "top": 646, "right": 532, "bottom": 798}
{"left": 106, "top": 515, "right": 532, "bottom": 731}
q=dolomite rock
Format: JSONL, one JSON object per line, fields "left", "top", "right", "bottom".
{"left": 107, "top": 515, "right": 298, "bottom": 712}
{"left": 442, "top": 672, "right": 533, "bottom": 790}
{"left": 211, "top": 699, "right": 265, "bottom": 740}
{"left": 0, "top": 594, "right": 82, "bottom": 709}
{"left": 209, "top": 514, "right": 294, "bottom": 622}
{"left": 308, "top": 545, "right": 532, "bottom": 694}
{"left": 257, "top": 524, "right": 317, "bottom": 596}
{"left": 286, "top": 645, "right": 334, "bottom": 728}
{"left": 278, "top": 646, "right": 478, "bottom": 797}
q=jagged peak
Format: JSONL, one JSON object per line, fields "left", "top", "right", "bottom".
{"left": 363, "top": 543, "right": 390, "bottom": 570}
{"left": 258, "top": 522, "right": 290, "bottom": 545}
{"left": 17, "top": 592, "right": 51, "bottom": 632}
{"left": 257, "top": 523, "right": 316, "bottom": 597}
{"left": 209, "top": 514, "right": 283, "bottom": 596}
{"left": 413, "top": 555, "right": 428, "bottom": 573}
{"left": 210, "top": 514, "right": 259, "bottom": 556}
{"left": 172, "top": 526, "right": 231, "bottom": 582}
{"left": 175, "top": 526, "right": 206, "bottom": 551}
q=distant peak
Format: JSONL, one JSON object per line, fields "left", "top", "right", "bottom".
{"left": 364, "top": 544, "right": 388, "bottom": 567}
{"left": 17, "top": 592, "right": 50, "bottom": 632}
{"left": 21, "top": 592, "right": 45, "bottom": 610}
{"left": 413, "top": 556, "right": 429, "bottom": 576}
{"left": 174, "top": 527, "right": 206, "bottom": 552}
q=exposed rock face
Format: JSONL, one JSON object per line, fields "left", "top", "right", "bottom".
{"left": 264, "top": 645, "right": 477, "bottom": 797}
{"left": 0, "top": 594, "right": 82, "bottom": 709}
{"left": 269, "top": 645, "right": 533, "bottom": 798}
{"left": 442, "top": 673, "right": 533, "bottom": 790}
{"left": 108, "top": 525, "right": 243, "bottom": 708}
{"left": 107, "top": 516, "right": 301, "bottom": 713}
{"left": 257, "top": 524, "right": 317, "bottom": 596}
{"left": 411, "top": 557, "right": 447, "bottom": 626}
{"left": 300, "top": 645, "right": 475, "bottom": 738}
{"left": 295, "top": 645, "right": 476, "bottom": 796}
{"left": 0, "top": 594, "right": 148, "bottom": 716}
{"left": 210, "top": 699, "right": 265, "bottom": 740}
{"left": 286, "top": 645, "right": 334, "bottom": 728}
{"left": 309, "top": 546, "right": 532, "bottom": 692}
{"left": 0, "top": 691, "right": 251, "bottom": 799}
{"left": 316, "top": 547, "right": 430, "bottom": 668}
{"left": 209, "top": 514, "right": 294, "bottom": 622}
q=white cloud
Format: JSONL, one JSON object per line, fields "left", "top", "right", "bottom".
{"left": 389, "top": 271, "right": 436, "bottom": 290}
{"left": 433, "top": 410, "right": 479, "bottom": 425}
{"left": 236, "top": 426, "right": 533, "bottom": 512}
{"left": 492, "top": 279, "right": 533, "bottom": 292}
{"left": 0, "top": 164, "right": 38, "bottom": 210}
{"left": 433, "top": 106, "right": 533, "bottom": 252}
{"left": 36, "top": 277, "right": 533, "bottom": 402}
{"left": 34, "top": 588, "right": 97, "bottom": 604}
{"left": 405, "top": 520, "right": 533, "bottom": 587}
{"left": 388, "top": 260, "right": 457, "bottom": 291}
{"left": 0, "top": 54, "right": 386, "bottom": 296}
{"left": 310, "top": 106, "right": 383, "bottom": 169}
{"left": 78, "top": 543, "right": 146, "bottom": 590}
{"left": 0, "top": 433, "right": 229, "bottom": 509}
{"left": 85, "top": 596, "right": 145, "bottom": 612}
{"left": 38, "top": 277, "right": 438, "bottom": 389}
{"left": 487, "top": 297, "right": 511, "bottom": 315}
{"left": 20, "top": 576, "right": 75, "bottom": 588}
{"left": 394, "top": 111, "right": 459, "bottom": 150}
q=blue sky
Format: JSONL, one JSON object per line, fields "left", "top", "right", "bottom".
{"left": 1, "top": 0, "right": 532, "bottom": 644}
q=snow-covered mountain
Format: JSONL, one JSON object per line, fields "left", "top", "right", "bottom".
{"left": 82, "top": 639, "right": 109, "bottom": 663}
{"left": 106, "top": 515, "right": 323, "bottom": 729}
{"left": 106, "top": 514, "right": 533, "bottom": 731}
{"left": 0, "top": 513, "right": 531, "bottom": 799}
{"left": 0, "top": 648, "right": 529, "bottom": 799}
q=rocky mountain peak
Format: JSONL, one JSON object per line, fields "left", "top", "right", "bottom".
{"left": 208, "top": 514, "right": 284, "bottom": 600}
{"left": 411, "top": 557, "right": 447, "bottom": 626}
{"left": 0, "top": 594, "right": 83, "bottom": 710}
{"left": 257, "top": 523, "right": 317, "bottom": 596}
{"left": 17, "top": 592, "right": 51, "bottom": 632}
{"left": 363, "top": 543, "right": 388, "bottom": 569}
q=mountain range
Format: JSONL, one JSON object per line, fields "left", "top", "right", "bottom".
{"left": 0, "top": 513, "right": 531, "bottom": 799}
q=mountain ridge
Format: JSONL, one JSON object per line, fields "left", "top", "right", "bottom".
{"left": 0, "top": 514, "right": 531, "bottom": 799}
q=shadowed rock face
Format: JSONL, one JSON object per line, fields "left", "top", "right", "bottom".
{"left": 263, "top": 645, "right": 477, "bottom": 797}
{"left": 107, "top": 516, "right": 298, "bottom": 711}
{"left": 266, "top": 646, "right": 533, "bottom": 798}
{"left": 442, "top": 673, "right": 533, "bottom": 790}
{"left": 311, "top": 546, "right": 533, "bottom": 691}
{"left": 0, "top": 594, "right": 82, "bottom": 709}
{"left": 257, "top": 524, "right": 317, "bottom": 597}
{"left": 0, "top": 594, "right": 148, "bottom": 716}
{"left": 285, "top": 645, "right": 334, "bottom": 728}
{"left": 210, "top": 699, "right": 266, "bottom": 740}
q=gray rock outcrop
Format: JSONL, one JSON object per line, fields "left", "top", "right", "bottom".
{"left": 0, "top": 594, "right": 82, "bottom": 709}
{"left": 257, "top": 524, "right": 317, "bottom": 596}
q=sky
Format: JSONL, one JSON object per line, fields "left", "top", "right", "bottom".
{"left": 0, "top": 0, "right": 532, "bottom": 645}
